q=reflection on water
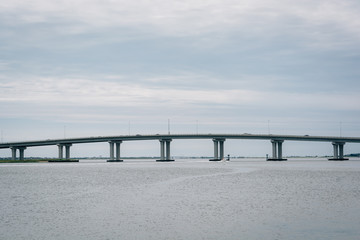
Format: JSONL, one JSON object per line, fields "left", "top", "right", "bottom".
{"left": 1, "top": 158, "right": 360, "bottom": 240}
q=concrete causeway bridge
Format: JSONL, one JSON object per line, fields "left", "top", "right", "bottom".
{"left": 1, "top": 133, "right": 360, "bottom": 162}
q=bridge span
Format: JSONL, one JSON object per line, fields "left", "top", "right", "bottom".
{"left": 1, "top": 133, "right": 360, "bottom": 161}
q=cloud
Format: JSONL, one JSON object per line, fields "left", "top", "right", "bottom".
{"left": 0, "top": 75, "right": 359, "bottom": 125}
{"left": 1, "top": 0, "right": 360, "bottom": 50}
{"left": 0, "top": 76, "right": 259, "bottom": 107}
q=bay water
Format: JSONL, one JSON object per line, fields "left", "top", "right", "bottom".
{"left": 1, "top": 158, "right": 360, "bottom": 240}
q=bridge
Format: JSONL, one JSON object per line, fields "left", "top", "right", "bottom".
{"left": 1, "top": 133, "right": 360, "bottom": 162}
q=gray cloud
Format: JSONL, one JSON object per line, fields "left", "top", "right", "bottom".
{"left": 1, "top": 0, "right": 360, "bottom": 48}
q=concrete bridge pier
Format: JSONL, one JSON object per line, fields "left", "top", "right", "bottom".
{"left": 57, "top": 144, "right": 72, "bottom": 160}
{"left": 210, "top": 138, "right": 225, "bottom": 161}
{"left": 107, "top": 141, "right": 123, "bottom": 162}
{"left": 65, "top": 144, "right": 72, "bottom": 159}
{"left": 57, "top": 144, "right": 63, "bottom": 159}
{"left": 157, "top": 139, "right": 174, "bottom": 162}
{"left": 19, "top": 147, "right": 26, "bottom": 160}
{"left": 11, "top": 146, "right": 27, "bottom": 160}
{"left": 267, "top": 140, "right": 287, "bottom": 161}
{"left": 11, "top": 147, "right": 17, "bottom": 160}
{"left": 329, "top": 142, "right": 348, "bottom": 161}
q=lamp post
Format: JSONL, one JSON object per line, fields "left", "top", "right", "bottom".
{"left": 168, "top": 119, "right": 170, "bottom": 134}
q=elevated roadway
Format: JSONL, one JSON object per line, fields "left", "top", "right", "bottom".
{"left": 1, "top": 133, "right": 359, "bottom": 161}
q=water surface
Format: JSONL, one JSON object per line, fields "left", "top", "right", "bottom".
{"left": 1, "top": 158, "right": 360, "bottom": 239}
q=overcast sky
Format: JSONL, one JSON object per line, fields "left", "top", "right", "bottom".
{"left": 1, "top": 0, "right": 360, "bottom": 157}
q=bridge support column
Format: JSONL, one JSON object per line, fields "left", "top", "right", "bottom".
{"left": 213, "top": 140, "right": 219, "bottom": 160}
{"left": 115, "top": 142, "right": 122, "bottom": 161}
{"left": 58, "top": 144, "right": 64, "bottom": 159}
{"left": 50, "top": 144, "right": 78, "bottom": 162}
{"left": 339, "top": 143, "right": 344, "bottom": 159}
{"left": 157, "top": 139, "right": 174, "bottom": 162}
{"left": 271, "top": 140, "right": 277, "bottom": 159}
{"left": 210, "top": 138, "right": 226, "bottom": 161}
{"left": 166, "top": 140, "right": 171, "bottom": 160}
{"left": 57, "top": 143, "right": 72, "bottom": 159}
{"left": 11, "top": 147, "right": 17, "bottom": 160}
{"left": 219, "top": 140, "right": 225, "bottom": 160}
{"left": 267, "top": 140, "right": 287, "bottom": 161}
{"left": 10, "top": 147, "right": 27, "bottom": 161}
{"left": 109, "top": 142, "right": 114, "bottom": 160}
{"left": 64, "top": 144, "right": 72, "bottom": 160}
{"left": 107, "top": 141, "right": 123, "bottom": 162}
{"left": 278, "top": 141, "right": 283, "bottom": 159}
{"left": 160, "top": 140, "right": 165, "bottom": 160}
{"left": 329, "top": 142, "right": 348, "bottom": 161}
{"left": 18, "top": 147, "right": 26, "bottom": 161}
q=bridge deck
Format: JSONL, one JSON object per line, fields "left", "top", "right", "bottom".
{"left": 1, "top": 133, "right": 360, "bottom": 149}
